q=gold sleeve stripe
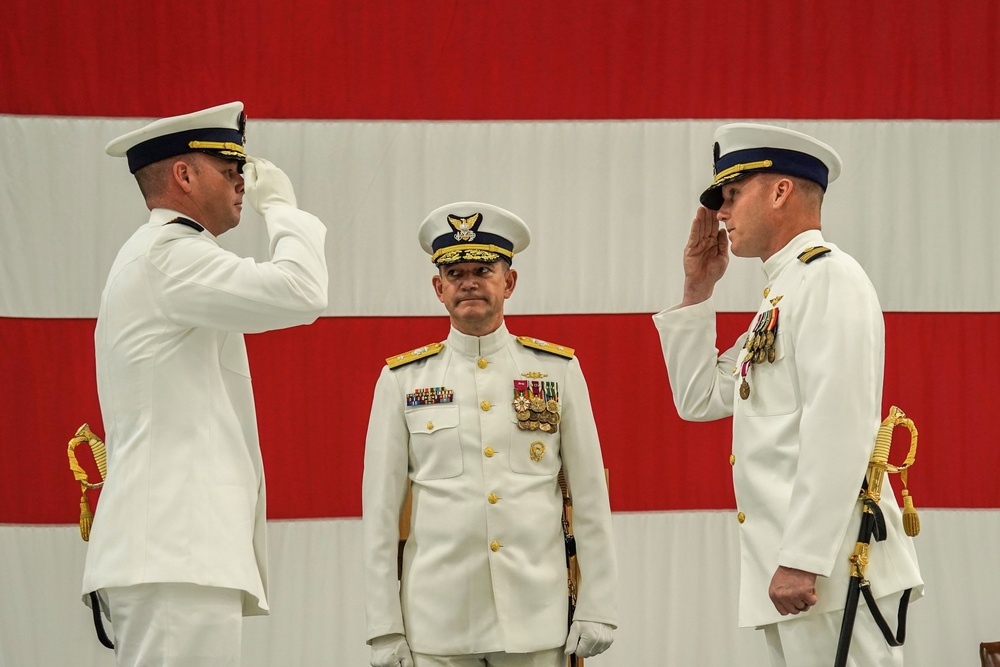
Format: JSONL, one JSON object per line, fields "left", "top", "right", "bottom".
{"left": 387, "top": 342, "right": 445, "bottom": 369}
{"left": 516, "top": 336, "right": 575, "bottom": 358}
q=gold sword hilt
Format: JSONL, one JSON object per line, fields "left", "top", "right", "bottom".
{"left": 864, "top": 406, "right": 918, "bottom": 506}
{"left": 67, "top": 423, "right": 108, "bottom": 541}
{"left": 856, "top": 405, "right": 921, "bottom": 580}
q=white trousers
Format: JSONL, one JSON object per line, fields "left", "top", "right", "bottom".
{"left": 762, "top": 591, "right": 907, "bottom": 667}
{"left": 105, "top": 583, "right": 243, "bottom": 667}
{"left": 412, "top": 648, "right": 565, "bottom": 667}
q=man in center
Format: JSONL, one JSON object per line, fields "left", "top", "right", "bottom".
{"left": 363, "top": 202, "right": 618, "bottom": 667}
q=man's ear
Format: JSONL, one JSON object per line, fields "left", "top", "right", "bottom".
{"left": 504, "top": 267, "right": 518, "bottom": 298}
{"left": 172, "top": 160, "right": 193, "bottom": 192}
{"left": 771, "top": 177, "right": 793, "bottom": 208}
{"left": 432, "top": 273, "right": 445, "bottom": 303}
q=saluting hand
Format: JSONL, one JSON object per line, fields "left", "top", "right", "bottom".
{"left": 243, "top": 156, "right": 298, "bottom": 215}
{"left": 680, "top": 206, "right": 729, "bottom": 307}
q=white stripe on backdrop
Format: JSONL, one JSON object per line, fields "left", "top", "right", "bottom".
{"left": 2, "top": 116, "right": 998, "bottom": 318}
{"left": 3, "top": 511, "right": 999, "bottom": 666}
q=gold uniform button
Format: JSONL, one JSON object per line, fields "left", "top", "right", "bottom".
{"left": 737, "top": 511, "right": 746, "bottom": 524}
{"left": 480, "top": 400, "right": 491, "bottom": 411}
{"left": 477, "top": 358, "right": 488, "bottom": 369}
{"left": 488, "top": 493, "right": 499, "bottom": 504}
{"left": 490, "top": 540, "right": 501, "bottom": 552}
{"left": 729, "top": 454, "right": 736, "bottom": 466}
{"left": 426, "top": 422, "right": 434, "bottom": 431}
{"left": 484, "top": 447, "right": 495, "bottom": 458}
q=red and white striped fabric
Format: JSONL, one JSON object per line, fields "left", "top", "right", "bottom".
{"left": 2, "top": 2, "right": 998, "bottom": 665}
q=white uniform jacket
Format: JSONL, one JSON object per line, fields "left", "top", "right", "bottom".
{"left": 653, "top": 230, "right": 922, "bottom": 628}
{"left": 82, "top": 205, "right": 328, "bottom": 615}
{"left": 363, "top": 323, "right": 617, "bottom": 655}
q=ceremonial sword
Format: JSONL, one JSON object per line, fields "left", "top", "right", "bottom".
{"left": 834, "top": 406, "right": 921, "bottom": 666}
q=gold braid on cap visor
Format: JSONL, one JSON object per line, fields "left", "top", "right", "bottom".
{"left": 431, "top": 244, "right": 514, "bottom": 264}
{"left": 712, "top": 159, "right": 774, "bottom": 185}
{"left": 188, "top": 140, "right": 246, "bottom": 158}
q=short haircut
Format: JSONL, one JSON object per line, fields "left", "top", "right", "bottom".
{"left": 134, "top": 153, "right": 206, "bottom": 201}
{"left": 134, "top": 160, "right": 172, "bottom": 200}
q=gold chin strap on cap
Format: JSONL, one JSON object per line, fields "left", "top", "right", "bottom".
{"left": 67, "top": 424, "right": 108, "bottom": 541}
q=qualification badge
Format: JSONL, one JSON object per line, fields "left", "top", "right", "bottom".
{"left": 530, "top": 441, "right": 546, "bottom": 461}
{"left": 739, "top": 301, "right": 780, "bottom": 400}
{"left": 513, "top": 378, "right": 560, "bottom": 433}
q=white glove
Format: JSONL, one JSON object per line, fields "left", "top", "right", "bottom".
{"left": 242, "top": 156, "right": 297, "bottom": 214}
{"left": 564, "top": 620, "right": 614, "bottom": 658}
{"left": 369, "top": 633, "right": 413, "bottom": 667}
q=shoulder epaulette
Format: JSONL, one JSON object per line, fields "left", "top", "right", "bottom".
{"left": 798, "top": 246, "right": 831, "bottom": 264}
{"left": 166, "top": 217, "right": 205, "bottom": 232}
{"left": 386, "top": 342, "right": 445, "bottom": 369}
{"left": 516, "top": 336, "right": 575, "bottom": 359}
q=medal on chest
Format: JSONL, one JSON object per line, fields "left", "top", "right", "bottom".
{"left": 739, "top": 296, "right": 781, "bottom": 400}
{"left": 513, "top": 377, "right": 560, "bottom": 433}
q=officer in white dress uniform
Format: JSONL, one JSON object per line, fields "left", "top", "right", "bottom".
{"left": 81, "top": 102, "right": 329, "bottom": 666}
{"left": 363, "top": 203, "right": 618, "bottom": 667}
{"left": 653, "top": 125, "right": 922, "bottom": 667}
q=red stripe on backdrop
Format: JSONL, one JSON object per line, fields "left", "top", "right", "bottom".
{"left": 2, "top": 312, "right": 998, "bottom": 524}
{"left": 2, "top": 1, "right": 998, "bottom": 120}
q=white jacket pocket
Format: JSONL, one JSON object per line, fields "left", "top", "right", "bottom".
{"left": 405, "top": 407, "right": 463, "bottom": 480}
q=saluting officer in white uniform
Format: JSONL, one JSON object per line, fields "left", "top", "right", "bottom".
{"left": 363, "top": 202, "right": 618, "bottom": 667}
{"left": 653, "top": 125, "right": 922, "bottom": 667}
{"left": 82, "top": 102, "right": 329, "bottom": 666}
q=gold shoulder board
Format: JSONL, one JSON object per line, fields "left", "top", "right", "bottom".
{"left": 798, "top": 246, "right": 831, "bottom": 264}
{"left": 516, "top": 336, "right": 575, "bottom": 359}
{"left": 386, "top": 342, "right": 445, "bottom": 369}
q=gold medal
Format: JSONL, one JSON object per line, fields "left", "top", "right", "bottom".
{"left": 546, "top": 399, "right": 559, "bottom": 413}
{"left": 529, "top": 420, "right": 539, "bottom": 430}
{"left": 740, "top": 379, "right": 750, "bottom": 400}
{"left": 548, "top": 412, "right": 560, "bottom": 425}
{"left": 517, "top": 420, "right": 531, "bottom": 431}
{"left": 530, "top": 397, "right": 546, "bottom": 412}
{"left": 516, "top": 410, "right": 530, "bottom": 421}
{"left": 539, "top": 422, "right": 552, "bottom": 432}
{"left": 767, "top": 347, "right": 776, "bottom": 363}
{"left": 548, "top": 423, "right": 558, "bottom": 434}
{"left": 765, "top": 331, "right": 775, "bottom": 348}
{"left": 754, "top": 348, "right": 766, "bottom": 364}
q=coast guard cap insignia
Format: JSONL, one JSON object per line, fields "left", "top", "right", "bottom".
{"left": 448, "top": 212, "right": 482, "bottom": 243}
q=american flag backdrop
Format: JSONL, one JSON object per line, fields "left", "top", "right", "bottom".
{"left": 2, "top": 2, "right": 999, "bottom": 665}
